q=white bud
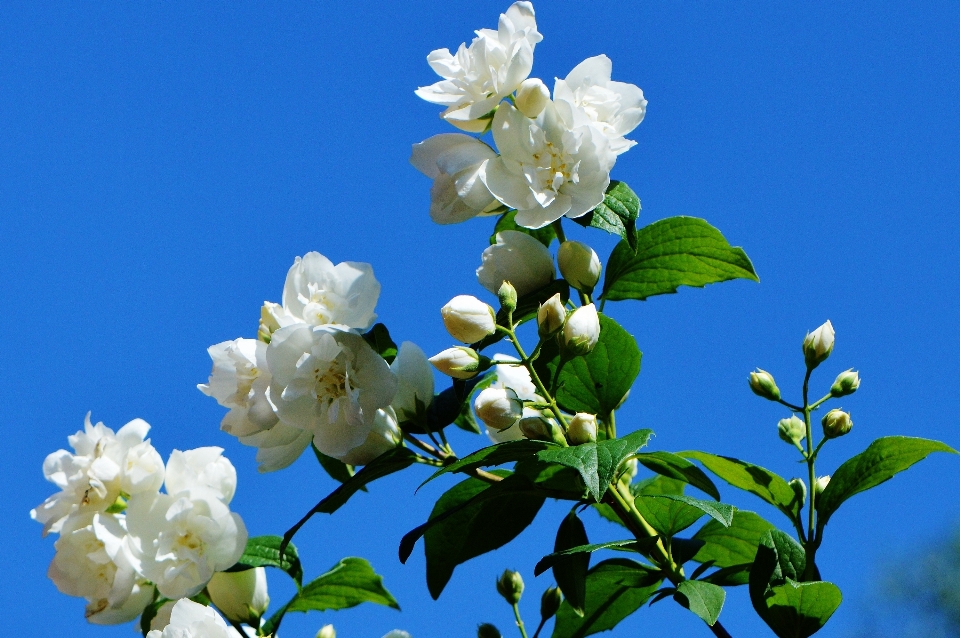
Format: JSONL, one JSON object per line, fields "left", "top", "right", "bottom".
{"left": 777, "top": 416, "right": 806, "bottom": 445}
{"left": 206, "top": 567, "right": 270, "bottom": 625}
{"left": 557, "top": 241, "right": 601, "bottom": 294}
{"left": 317, "top": 625, "right": 336, "bottom": 638}
{"left": 821, "top": 409, "right": 853, "bottom": 439}
{"left": 515, "top": 78, "right": 550, "bottom": 118}
{"left": 748, "top": 368, "right": 781, "bottom": 402}
{"left": 475, "top": 387, "right": 523, "bottom": 430}
{"left": 429, "top": 347, "right": 482, "bottom": 379}
{"left": 568, "top": 413, "right": 598, "bottom": 445}
{"left": 830, "top": 369, "right": 860, "bottom": 397}
{"left": 802, "top": 320, "right": 835, "bottom": 369}
{"left": 562, "top": 304, "right": 600, "bottom": 356}
{"left": 442, "top": 295, "right": 497, "bottom": 343}
{"left": 537, "top": 293, "right": 566, "bottom": 337}
{"left": 814, "top": 475, "right": 831, "bottom": 495}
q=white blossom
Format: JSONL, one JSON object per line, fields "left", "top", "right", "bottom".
{"left": 481, "top": 102, "right": 615, "bottom": 229}
{"left": 164, "top": 447, "right": 237, "bottom": 504}
{"left": 146, "top": 598, "right": 243, "bottom": 638}
{"left": 553, "top": 55, "right": 647, "bottom": 155}
{"left": 280, "top": 252, "right": 381, "bottom": 331}
{"left": 390, "top": 341, "right": 435, "bottom": 422}
{"left": 477, "top": 231, "right": 555, "bottom": 297}
{"left": 239, "top": 421, "right": 315, "bottom": 474}
{"left": 415, "top": 1, "right": 542, "bottom": 132}
{"left": 198, "top": 338, "right": 278, "bottom": 439}
{"left": 337, "top": 407, "right": 402, "bottom": 466}
{"left": 410, "top": 134, "right": 500, "bottom": 224}
{"left": 267, "top": 324, "right": 398, "bottom": 460}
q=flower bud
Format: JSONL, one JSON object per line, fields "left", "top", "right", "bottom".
{"left": 830, "top": 369, "right": 860, "bottom": 398}
{"left": 442, "top": 295, "right": 497, "bottom": 344}
{"left": 207, "top": 567, "right": 270, "bottom": 625}
{"left": 568, "top": 413, "right": 598, "bottom": 445}
{"left": 777, "top": 416, "right": 806, "bottom": 446}
{"left": 537, "top": 293, "right": 566, "bottom": 337}
{"left": 477, "top": 624, "right": 502, "bottom": 638}
{"left": 496, "top": 569, "right": 524, "bottom": 605}
{"left": 802, "top": 320, "right": 835, "bottom": 369}
{"left": 515, "top": 78, "right": 550, "bottom": 118}
{"left": 317, "top": 625, "right": 336, "bottom": 638}
{"left": 821, "top": 409, "right": 853, "bottom": 439}
{"left": 540, "top": 586, "right": 562, "bottom": 621}
{"left": 429, "top": 347, "right": 486, "bottom": 379}
{"left": 498, "top": 281, "right": 518, "bottom": 314}
{"left": 519, "top": 415, "right": 567, "bottom": 446}
{"left": 562, "top": 304, "right": 600, "bottom": 356}
{"left": 788, "top": 478, "right": 807, "bottom": 506}
{"left": 475, "top": 387, "right": 523, "bottom": 430}
{"left": 619, "top": 458, "right": 638, "bottom": 485}
{"left": 748, "top": 368, "right": 781, "bottom": 402}
{"left": 557, "top": 241, "right": 602, "bottom": 294}
{"left": 814, "top": 475, "right": 831, "bottom": 495}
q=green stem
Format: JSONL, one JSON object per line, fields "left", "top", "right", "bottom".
{"left": 809, "top": 393, "right": 833, "bottom": 411}
{"left": 802, "top": 368, "right": 815, "bottom": 544}
{"left": 505, "top": 328, "right": 570, "bottom": 431}
{"left": 552, "top": 219, "right": 567, "bottom": 244}
{"left": 531, "top": 617, "right": 548, "bottom": 638}
{"left": 605, "top": 410, "right": 617, "bottom": 440}
{"left": 777, "top": 398, "right": 805, "bottom": 413}
{"left": 512, "top": 603, "right": 529, "bottom": 638}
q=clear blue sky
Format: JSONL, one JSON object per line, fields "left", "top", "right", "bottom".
{"left": 4, "top": 2, "right": 959, "bottom": 637}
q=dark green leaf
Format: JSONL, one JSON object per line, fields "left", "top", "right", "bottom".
{"left": 601, "top": 217, "right": 758, "bottom": 302}
{"left": 312, "top": 443, "right": 356, "bottom": 485}
{"left": 817, "top": 436, "right": 958, "bottom": 527}
{"left": 139, "top": 596, "right": 168, "bottom": 637}
{"left": 694, "top": 510, "right": 776, "bottom": 569}
{"left": 537, "top": 429, "right": 653, "bottom": 502}
{"left": 675, "top": 580, "right": 726, "bottom": 626}
{"left": 649, "top": 494, "right": 734, "bottom": 527}
{"left": 552, "top": 559, "right": 661, "bottom": 638}
{"left": 553, "top": 511, "right": 591, "bottom": 615}
{"left": 701, "top": 564, "right": 752, "bottom": 587}
{"left": 635, "top": 451, "right": 721, "bottom": 500}
{"left": 671, "top": 538, "right": 708, "bottom": 565}
{"left": 473, "top": 280, "right": 570, "bottom": 351}
{"left": 514, "top": 458, "right": 588, "bottom": 500}
{"left": 420, "top": 439, "right": 557, "bottom": 489}
{"left": 534, "top": 540, "right": 653, "bottom": 576}
{"left": 492, "top": 209, "right": 557, "bottom": 247}
{"left": 226, "top": 535, "right": 304, "bottom": 586}
{"left": 681, "top": 451, "right": 801, "bottom": 524}
{"left": 362, "top": 323, "right": 398, "bottom": 364}
{"left": 572, "top": 181, "right": 641, "bottom": 250}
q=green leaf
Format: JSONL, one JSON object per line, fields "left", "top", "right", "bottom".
{"left": 681, "top": 451, "right": 801, "bottom": 524}
{"left": 362, "top": 323, "right": 398, "bottom": 364}
{"left": 537, "top": 428, "right": 654, "bottom": 502}
{"left": 693, "top": 510, "right": 777, "bottom": 570}
{"left": 534, "top": 540, "right": 653, "bottom": 576}
{"left": 553, "top": 511, "right": 590, "bottom": 616}
{"left": 492, "top": 209, "right": 557, "bottom": 247}
{"left": 420, "top": 439, "right": 557, "bottom": 489}
{"left": 650, "top": 494, "right": 734, "bottom": 527}
{"left": 572, "top": 181, "right": 641, "bottom": 250}
{"left": 817, "top": 436, "right": 958, "bottom": 528}
{"left": 635, "top": 451, "right": 720, "bottom": 500}
{"left": 672, "top": 538, "right": 708, "bottom": 565}
{"left": 634, "top": 495, "right": 706, "bottom": 537}
{"left": 514, "top": 458, "right": 588, "bottom": 500}
{"left": 226, "top": 535, "right": 304, "bottom": 587}
{"left": 473, "top": 280, "right": 571, "bottom": 351}
{"left": 139, "top": 595, "right": 169, "bottom": 637}
{"left": 600, "top": 217, "right": 758, "bottom": 302}
{"left": 701, "top": 564, "right": 753, "bottom": 587}
{"left": 534, "top": 314, "right": 641, "bottom": 416}
{"left": 675, "top": 580, "right": 726, "bottom": 626}
{"left": 552, "top": 559, "right": 661, "bottom": 638}
{"left": 312, "top": 443, "right": 356, "bottom": 485}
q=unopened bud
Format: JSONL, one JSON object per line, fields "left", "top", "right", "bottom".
{"left": 568, "top": 413, "right": 598, "bottom": 445}
{"left": 562, "top": 304, "right": 600, "bottom": 356}
{"left": 442, "top": 295, "right": 497, "bottom": 344}
{"left": 537, "top": 293, "right": 566, "bottom": 337}
{"left": 515, "top": 78, "right": 550, "bottom": 118}
{"left": 540, "top": 586, "right": 562, "bottom": 621}
{"left": 429, "top": 347, "right": 486, "bottom": 379}
{"left": 519, "top": 415, "right": 567, "bottom": 446}
{"left": 316, "top": 625, "right": 336, "bottom": 638}
{"left": 748, "top": 369, "right": 781, "bottom": 401}
{"left": 777, "top": 416, "right": 806, "bottom": 446}
{"left": 788, "top": 478, "right": 807, "bottom": 506}
{"left": 619, "top": 458, "right": 638, "bottom": 485}
{"left": 814, "top": 475, "right": 831, "bottom": 495}
{"left": 496, "top": 570, "right": 524, "bottom": 605}
{"left": 207, "top": 567, "right": 270, "bottom": 625}
{"left": 830, "top": 369, "right": 860, "bottom": 398}
{"left": 557, "top": 241, "right": 602, "bottom": 294}
{"left": 475, "top": 387, "right": 524, "bottom": 430}
{"left": 803, "top": 320, "right": 835, "bottom": 370}
{"left": 821, "top": 409, "right": 852, "bottom": 439}
{"left": 477, "top": 624, "right": 502, "bottom": 638}
{"left": 498, "top": 281, "right": 518, "bottom": 313}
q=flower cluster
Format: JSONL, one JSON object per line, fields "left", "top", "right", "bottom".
{"left": 200, "top": 252, "right": 435, "bottom": 472}
{"left": 412, "top": 1, "right": 646, "bottom": 229}
{"left": 31, "top": 415, "right": 248, "bottom": 624}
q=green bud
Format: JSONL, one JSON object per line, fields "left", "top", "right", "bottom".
{"left": 821, "top": 409, "right": 852, "bottom": 439}
{"left": 788, "top": 478, "right": 807, "bottom": 507}
{"left": 748, "top": 368, "right": 781, "bottom": 401}
{"left": 802, "top": 320, "right": 835, "bottom": 370}
{"left": 830, "top": 369, "right": 860, "bottom": 398}
{"left": 498, "top": 281, "right": 518, "bottom": 314}
{"left": 496, "top": 569, "right": 524, "bottom": 605}
{"left": 477, "top": 624, "right": 502, "bottom": 638}
{"left": 777, "top": 416, "right": 806, "bottom": 445}
{"left": 540, "top": 586, "right": 563, "bottom": 621}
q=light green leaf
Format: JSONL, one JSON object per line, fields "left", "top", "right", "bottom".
{"left": 817, "top": 436, "right": 958, "bottom": 527}
{"left": 762, "top": 579, "right": 843, "bottom": 638}
{"left": 572, "top": 181, "right": 641, "bottom": 249}
{"left": 420, "top": 439, "right": 556, "bottom": 489}
{"left": 650, "top": 494, "right": 734, "bottom": 527}
{"left": 676, "top": 580, "right": 726, "bottom": 626}
{"left": 553, "top": 511, "right": 590, "bottom": 616}
{"left": 635, "top": 451, "right": 721, "bottom": 500}
{"left": 634, "top": 495, "right": 706, "bottom": 537}
{"left": 492, "top": 209, "right": 557, "bottom": 247}
{"left": 534, "top": 540, "right": 652, "bottom": 576}
{"left": 537, "top": 429, "right": 653, "bottom": 502}
{"left": 694, "top": 510, "right": 777, "bottom": 570}
{"left": 227, "top": 535, "right": 303, "bottom": 587}
{"left": 601, "top": 217, "right": 758, "bottom": 302}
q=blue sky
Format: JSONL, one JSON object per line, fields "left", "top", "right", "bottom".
{"left": 4, "top": 2, "right": 960, "bottom": 637}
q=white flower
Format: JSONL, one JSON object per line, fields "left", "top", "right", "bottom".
{"left": 47, "top": 512, "right": 154, "bottom": 625}
{"left": 410, "top": 134, "right": 500, "bottom": 224}
{"left": 164, "top": 447, "right": 238, "bottom": 504}
{"left": 477, "top": 231, "right": 555, "bottom": 297}
{"left": 336, "top": 407, "right": 402, "bottom": 465}
{"left": 267, "top": 324, "right": 398, "bottom": 459}
{"left": 146, "top": 598, "right": 243, "bottom": 638}
{"left": 557, "top": 240, "right": 601, "bottom": 294}
{"left": 515, "top": 78, "right": 550, "bottom": 118}
{"left": 429, "top": 346, "right": 482, "bottom": 379}
{"left": 281, "top": 252, "right": 381, "bottom": 330}
{"left": 390, "top": 342, "right": 435, "bottom": 422}
{"left": 553, "top": 55, "right": 647, "bottom": 155}
{"left": 32, "top": 414, "right": 163, "bottom": 536}
{"left": 415, "top": 1, "right": 542, "bottom": 132}
{"left": 562, "top": 303, "right": 600, "bottom": 355}
{"left": 198, "top": 338, "right": 278, "bottom": 439}
{"left": 481, "top": 102, "right": 615, "bottom": 228}
{"left": 207, "top": 567, "right": 270, "bottom": 625}
{"left": 239, "top": 422, "right": 315, "bottom": 474}
{"left": 441, "top": 295, "right": 497, "bottom": 343}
